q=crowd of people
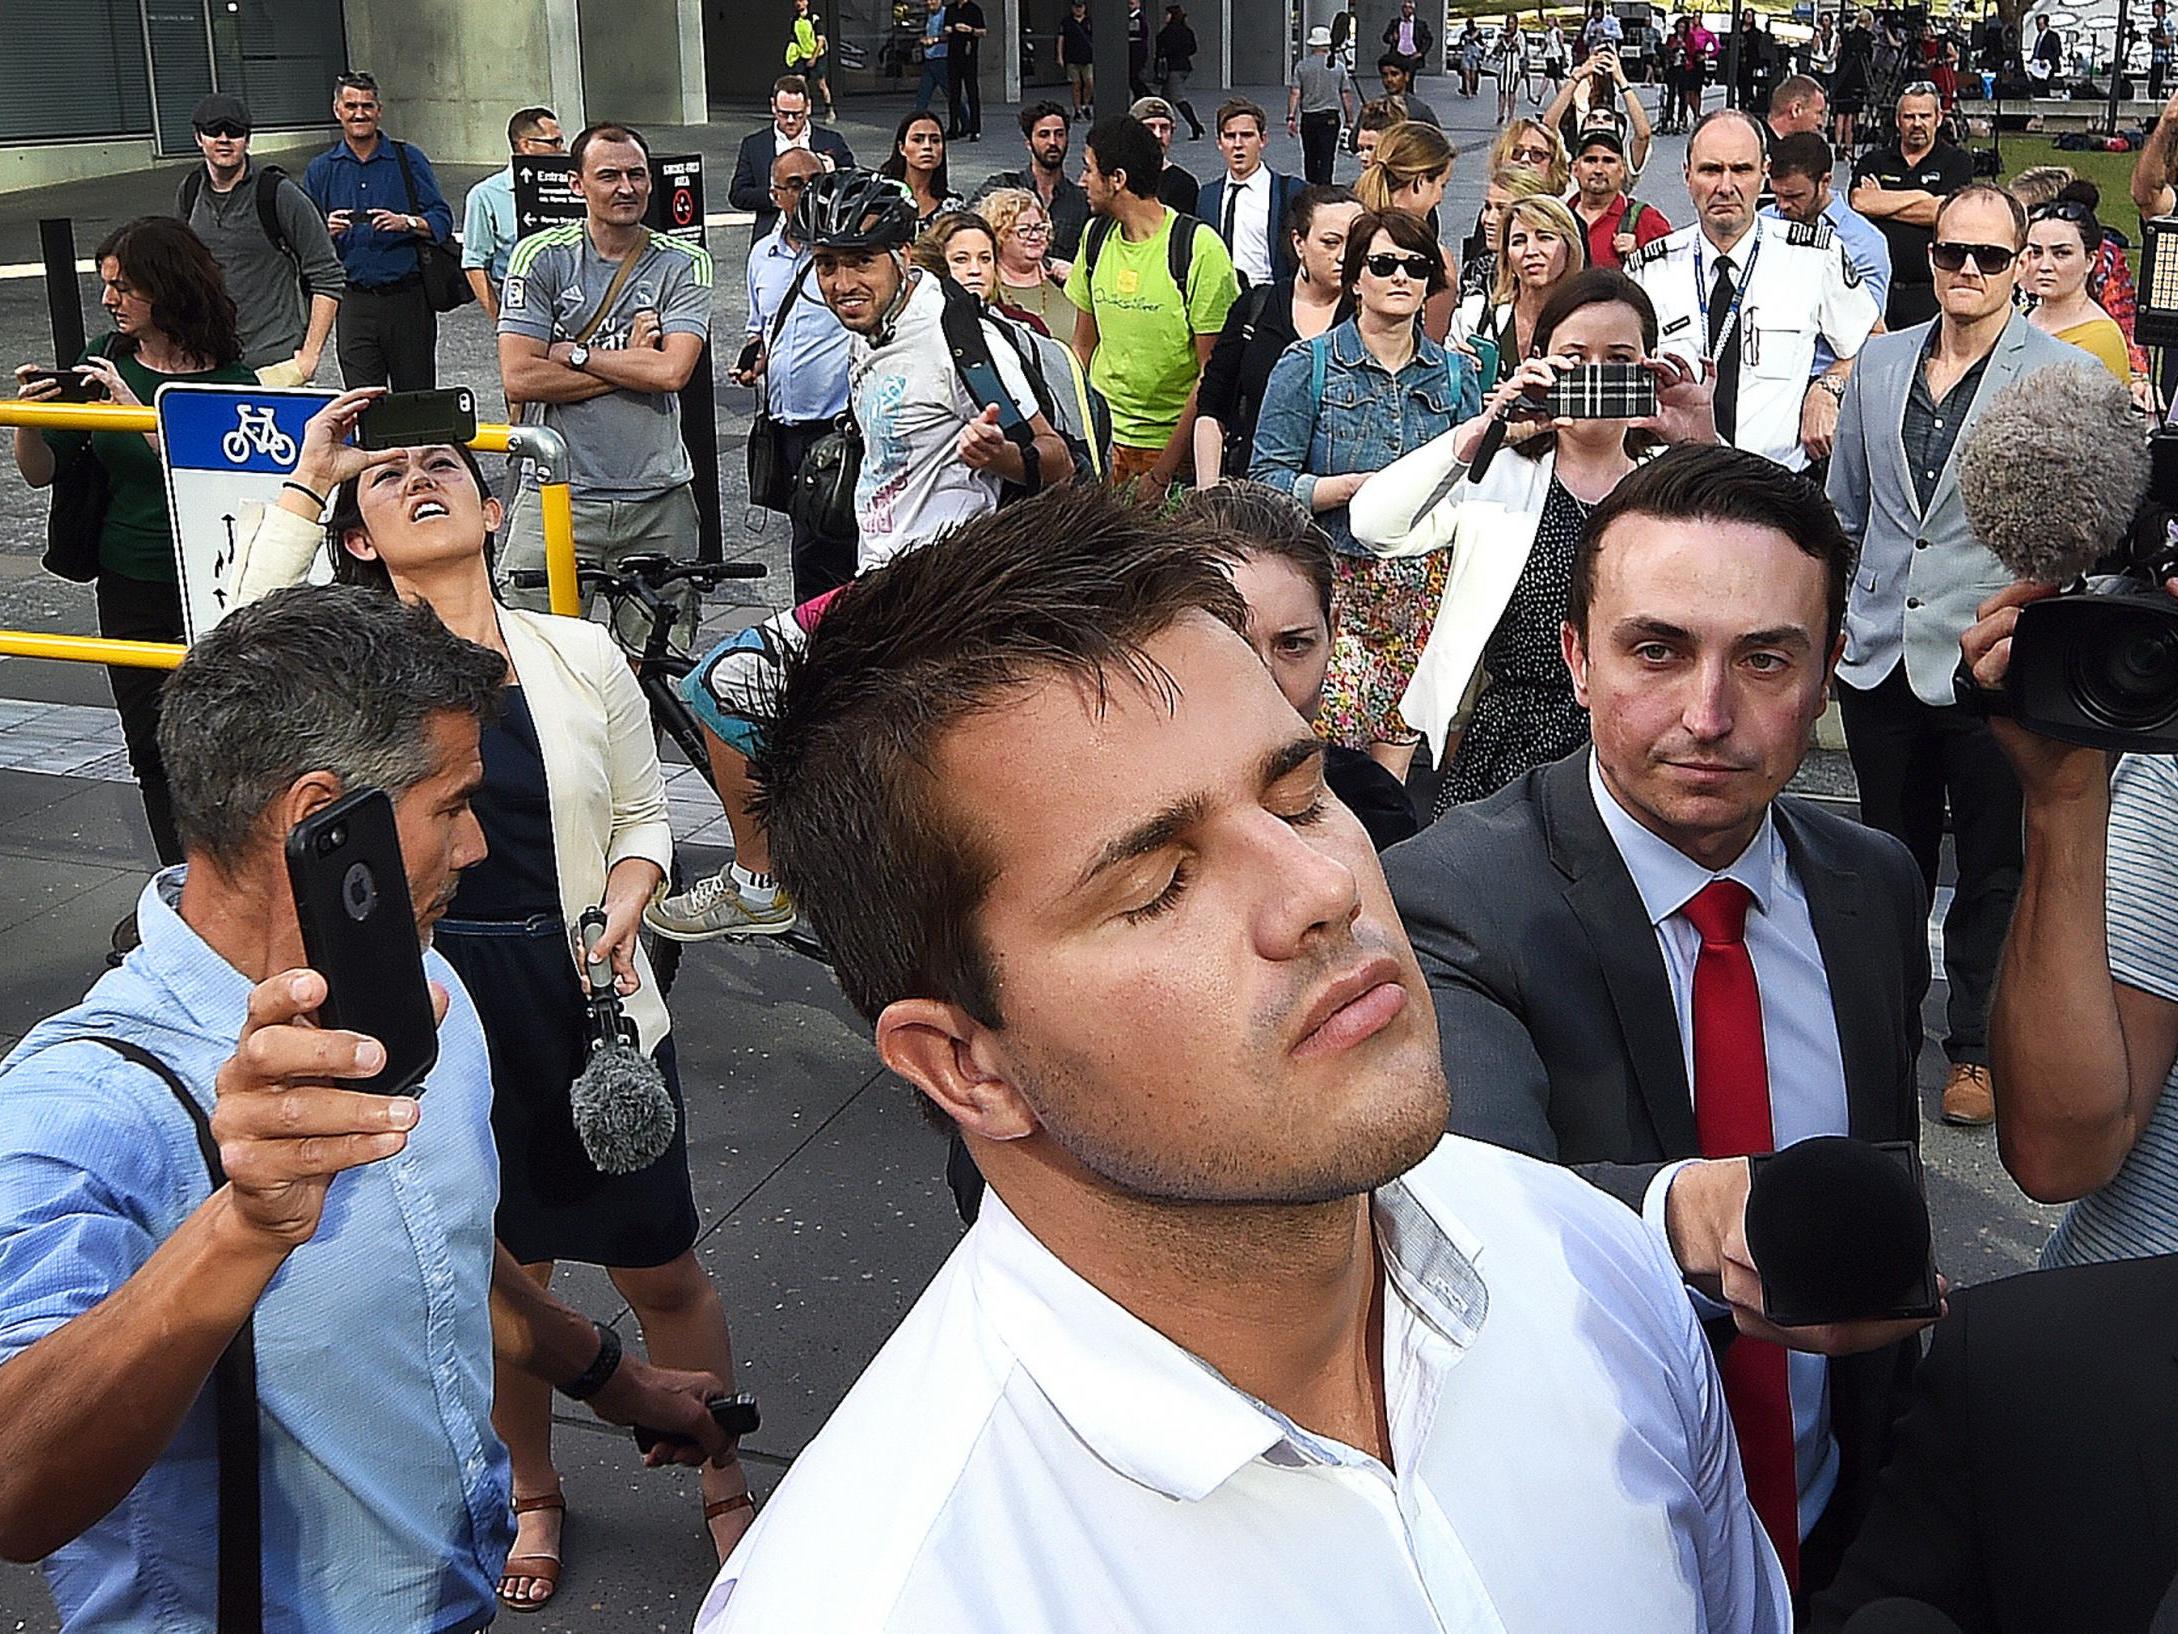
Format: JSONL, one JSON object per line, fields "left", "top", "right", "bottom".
{"left": 9, "top": 21, "right": 2178, "bottom": 1634}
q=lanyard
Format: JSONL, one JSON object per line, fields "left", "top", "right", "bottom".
{"left": 1693, "top": 222, "right": 1762, "bottom": 365}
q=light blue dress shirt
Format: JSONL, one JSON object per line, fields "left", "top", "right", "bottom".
{"left": 461, "top": 164, "right": 519, "bottom": 281}
{"left": 1588, "top": 755, "right": 1852, "bottom": 1545}
{"left": 0, "top": 870, "right": 511, "bottom": 1633}
{"left": 1764, "top": 195, "right": 1894, "bottom": 376}
{"left": 745, "top": 227, "right": 854, "bottom": 423}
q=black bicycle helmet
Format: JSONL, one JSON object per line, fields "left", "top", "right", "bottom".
{"left": 792, "top": 168, "right": 918, "bottom": 252}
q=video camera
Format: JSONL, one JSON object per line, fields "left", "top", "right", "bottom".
{"left": 1956, "top": 368, "right": 2178, "bottom": 753}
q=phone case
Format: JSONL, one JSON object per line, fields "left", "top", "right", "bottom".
{"left": 284, "top": 787, "right": 440, "bottom": 1096}
{"left": 354, "top": 387, "right": 479, "bottom": 452}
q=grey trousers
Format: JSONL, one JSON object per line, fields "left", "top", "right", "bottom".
{"left": 497, "top": 481, "right": 701, "bottom": 651}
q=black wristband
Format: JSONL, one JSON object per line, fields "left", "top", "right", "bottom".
{"left": 559, "top": 1320, "right": 623, "bottom": 1401}
{"left": 1018, "top": 439, "right": 1043, "bottom": 496}
{"left": 281, "top": 478, "right": 328, "bottom": 511}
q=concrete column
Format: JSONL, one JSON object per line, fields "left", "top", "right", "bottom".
{"left": 1003, "top": 0, "right": 1024, "bottom": 102}
{"left": 579, "top": 0, "right": 703, "bottom": 126}
{"left": 1230, "top": 0, "right": 1288, "bottom": 82}
{"left": 345, "top": 0, "right": 585, "bottom": 165}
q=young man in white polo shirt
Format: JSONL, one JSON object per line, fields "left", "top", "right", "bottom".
{"left": 696, "top": 485, "right": 1789, "bottom": 1634}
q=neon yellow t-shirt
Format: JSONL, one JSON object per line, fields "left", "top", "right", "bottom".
{"left": 1063, "top": 208, "right": 1238, "bottom": 449}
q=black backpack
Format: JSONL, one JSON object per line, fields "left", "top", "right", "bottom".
{"left": 179, "top": 164, "right": 295, "bottom": 263}
{"left": 178, "top": 164, "right": 305, "bottom": 308}
{"left": 1081, "top": 210, "right": 1204, "bottom": 302}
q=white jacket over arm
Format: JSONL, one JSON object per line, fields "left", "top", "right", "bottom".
{"left": 230, "top": 507, "right": 677, "bottom": 1048}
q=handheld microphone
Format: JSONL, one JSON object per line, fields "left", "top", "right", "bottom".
{"left": 568, "top": 908, "right": 678, "bottom": 1176}
{"left": 1743, "top": 1137, "right": 1938, "bottom": 1327}
{"left": 1957, "top": 363, "right": 2148, "bottom": 586}
{"left": 1839, "top": 1598, "right": 1967, "bottom": 1634}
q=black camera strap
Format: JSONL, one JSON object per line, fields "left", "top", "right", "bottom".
{"left": 78, "top": 1037, "right": 262, "bottom": 1634}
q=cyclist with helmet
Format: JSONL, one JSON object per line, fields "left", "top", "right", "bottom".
{"left": 647, "top": 169, "right": 1071, "bottom": 942}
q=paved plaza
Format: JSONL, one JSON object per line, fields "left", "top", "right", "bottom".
{"left": 0, "top": 78, "right": 2060, "bottom": 1631}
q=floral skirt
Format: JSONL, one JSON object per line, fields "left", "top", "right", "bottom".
{"left": 1319, "top": 550, "right": 1451, "bottom": 751}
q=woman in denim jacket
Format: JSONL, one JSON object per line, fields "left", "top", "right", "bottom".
{"left": 1250, "top": 207, "right": 1480, "bottom": 782}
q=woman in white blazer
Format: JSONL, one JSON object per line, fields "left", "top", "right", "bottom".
{"left": 1351, "top": 269, "right": 1716, "bottom": 815}
{"left": 234, "top": 390, "right": 752, "bottom": 1611}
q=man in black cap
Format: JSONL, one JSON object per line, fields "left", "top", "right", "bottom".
{"left": 1570, "top": 123, "right": 1671, "bottom": 270}
{"left": 176, "top": 93, "right": 345, "bottom": 386}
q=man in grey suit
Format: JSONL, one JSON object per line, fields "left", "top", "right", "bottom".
{"left": 1385, "top": 445, "right": 1935, "bottom": 1596}
{"left": 1826, "top": 181, "right": 2081, "bottom": 1129}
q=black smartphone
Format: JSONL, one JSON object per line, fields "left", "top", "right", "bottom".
{"left": 735, "top": 336, "right": 762, "bottom": 374}
{"left": 355, "top": 386, "right": 478, "bottom": 452}
{"left": 284, "top": 787, "right": 440, "bottom": 1097}
{"left": 1543, "top": 361, "right": 1658, "bottom": 421}
{"left": 633, "top": 1393, "right": 762, "bottom": 1455}
{"left": 23, "top": 367, "right": 105, "bottom": 404}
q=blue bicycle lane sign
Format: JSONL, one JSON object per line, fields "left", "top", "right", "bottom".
{"left": 156, "top": 384, "right": 333, "bottom": 642}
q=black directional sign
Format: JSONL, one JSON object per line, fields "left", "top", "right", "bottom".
{"left": 510, "top": 155, "right": 583, "bottom": 238}
{"left": 509, "top": 153, "right": 705, "bottom": 247}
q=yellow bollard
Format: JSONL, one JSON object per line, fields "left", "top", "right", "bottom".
{"left": 0, "top": 401, "right": 577, "bottom": 667}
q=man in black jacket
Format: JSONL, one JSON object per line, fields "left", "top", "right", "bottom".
{"left": 1383, "top": 0, "right": 1435, "bottom": 72}
{"left": 728, "top": 75, "right": 855, "bottom": 250}
{"left": 1385, "top": 446, "right": 1934, "bottom": 1595}
{"left": 1808, "top": 1255, "right": 2178, "bottom": 1634}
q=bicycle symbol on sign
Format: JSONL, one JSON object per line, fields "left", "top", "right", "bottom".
{"left": 220, "top": 404, "right": 298, "bottom": 466}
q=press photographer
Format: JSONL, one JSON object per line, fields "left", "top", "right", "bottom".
{"left": 0, "top": 587, "right": 733, "bottom": 1631}
{"left": 1954, "top": 363, "right": 2178, "bottom": 1266}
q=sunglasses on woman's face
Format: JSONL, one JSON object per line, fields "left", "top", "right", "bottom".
{"left": 1510, "top": 144, "right": 1554, "bottom": 163}
{"left": 197, "top": 122, "right": 248, "bottom": 139}
{"left": 1928, "top": 240, "right": 2016, "bottom": 274}
{"left": 1364, "top": 252, "right": 1435, "bottom": 280}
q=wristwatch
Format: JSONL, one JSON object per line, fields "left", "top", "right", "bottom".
{"left": 559, "top": 1320, "right": 623, "bottom": 1401}
{"left": 567, "top": 344, "right": 592, "bottom": 372}
{"left": 1813, "top": 374, "right": 1847, "bottom": 401}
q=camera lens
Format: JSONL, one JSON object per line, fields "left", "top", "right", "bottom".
{"left": 2071, "top": 617, "right": 2178, "bottom": 731}
{"left": 341, "top": 861, "right": 378, "bottom": 922}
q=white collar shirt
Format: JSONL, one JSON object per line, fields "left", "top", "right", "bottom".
{"left": 1586, "top": 752, "right": 1853, "bottom": 1541}
{"left": 696, "top": 1134, "right": 1788, "bottom": 1634}
{"left": 774, "top": 124, "right": 813, "bottom": 156}
{"left": 1623, "top": 215, "right": 1879, "bottom": 470}
{"left": 1222, "top": 164, "right": 1274, "bottom": 284}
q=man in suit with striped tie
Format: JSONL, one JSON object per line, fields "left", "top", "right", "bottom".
{"left": 1385, "top": 445, "right": 1938, "bottom": 1600}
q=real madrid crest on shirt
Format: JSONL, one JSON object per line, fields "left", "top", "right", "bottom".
{"left": 1623, "top": 217, "right": 1880, "bottom": 472}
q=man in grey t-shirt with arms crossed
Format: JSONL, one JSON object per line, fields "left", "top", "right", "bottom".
{"left": 496, "top": 121, "right": 712, "bottom": 640}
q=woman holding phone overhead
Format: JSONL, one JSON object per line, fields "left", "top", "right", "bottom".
{"left": 1349, "top": 270, "right": 1716, "bottom": 810}
{"left": 10, "top": 216, "right": 253, "bottom": 893}
{"left": 230, "top": 388, "right": 753, "bottom": 1614}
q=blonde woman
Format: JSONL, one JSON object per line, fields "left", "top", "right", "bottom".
{"left": 1460, "top": 163, "right": 1558, "bottom": 300}
{"left": 1487, "top": 116, "right": 1571, "bottom": 195}
{"left": 1354, "top": 120, "right": 1458, "bottom": 336}
{"left": 976, "top": 186, "right": 1076, "bottom": 335}
{"left": 1456, "top": 193, "right": 1586, "bottom": 385}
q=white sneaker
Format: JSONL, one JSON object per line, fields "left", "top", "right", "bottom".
{"left": 644, "top": 869, "right": 797, "bottom": 941}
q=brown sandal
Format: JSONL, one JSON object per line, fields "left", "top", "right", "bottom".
{"left": 499, "top": 1490, "right": 566, "bottom": 1615}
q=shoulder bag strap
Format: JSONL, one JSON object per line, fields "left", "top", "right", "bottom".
{"left": 389, "top": 139, "right": 430, "bottom": 279}
{"left": 572, "top": 228, "right": 652, "bottom": 346}
{"left": 80, "top": 1037, "right": 261, "bottom": 1634}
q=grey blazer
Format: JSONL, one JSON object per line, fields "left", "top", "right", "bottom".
{"left": 1827, "top": 313, "right": 2088, "bottom": 707}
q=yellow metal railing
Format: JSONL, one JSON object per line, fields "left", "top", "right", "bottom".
{"left": 0, "top": 403, "right": 578, "bottom": 669}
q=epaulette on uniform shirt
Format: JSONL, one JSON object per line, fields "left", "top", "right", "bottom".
{"left": 1626, "top": 236, "right": 1674, "bottom": 271}
{"left": 1784, "top": 219, "right": 1837, "bottom": 250}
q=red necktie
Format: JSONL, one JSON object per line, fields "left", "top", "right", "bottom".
{"left": 1681, "top": 878, "right": 1800, "bottom": 1588}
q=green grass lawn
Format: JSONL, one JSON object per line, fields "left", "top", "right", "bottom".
{"left": 1994, "top": 135, "right": 2146, "bottom": 259}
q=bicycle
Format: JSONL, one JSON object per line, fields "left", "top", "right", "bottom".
{"left": 505, "top": 554, "right": 832, "bottom": 977}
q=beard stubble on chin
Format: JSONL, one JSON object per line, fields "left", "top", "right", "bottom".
{"left": 1007, "top": 932, "right": 1451, "bottom": 1211}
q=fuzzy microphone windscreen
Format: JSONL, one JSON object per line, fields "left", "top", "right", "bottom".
{"left": 1957, "top": 363, "right": 2149, "bottom": 586}
{"left": 570, "top": 1041, "right": 678, "bottom": 1176}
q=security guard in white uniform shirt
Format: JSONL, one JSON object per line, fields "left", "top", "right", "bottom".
{"left": 1627, "top": 108, "right": 1879, "bottom": 472}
